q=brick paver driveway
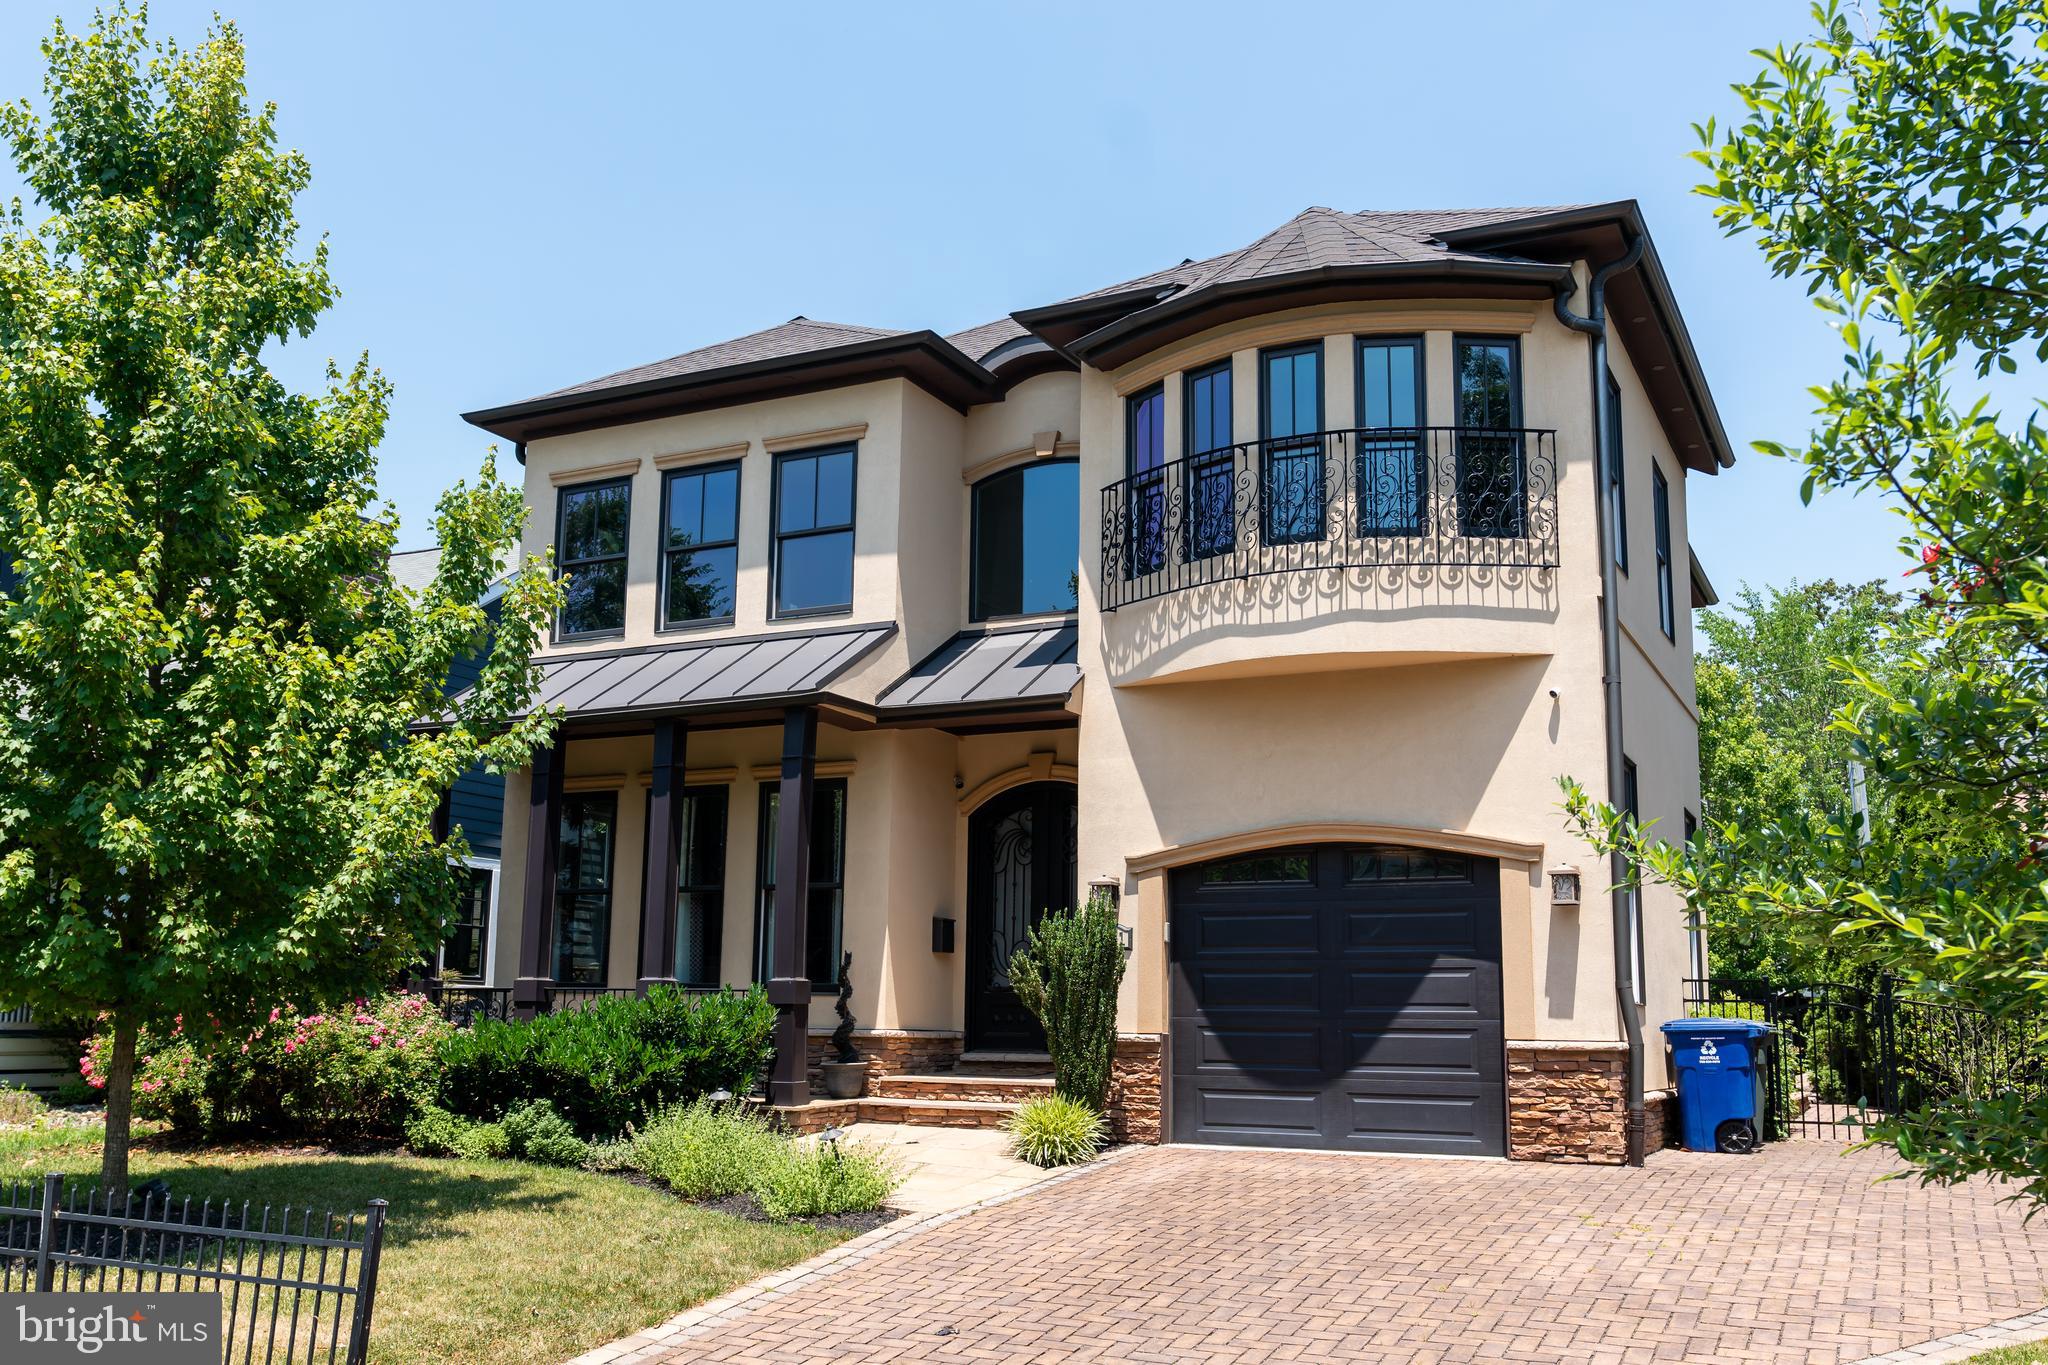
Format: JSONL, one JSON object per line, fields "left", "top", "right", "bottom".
{"left": 648, "top": 1142, "right": 2048, "bottom": 1364}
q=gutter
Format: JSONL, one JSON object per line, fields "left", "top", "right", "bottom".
{"left": 1552, "top": 233, "right": 1650, "bottom": 1168}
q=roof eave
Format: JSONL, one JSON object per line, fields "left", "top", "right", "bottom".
{"left": 1064, "top": 260, "right": 1573, "bottom": 368}
{"left": 461, "top": 332, "right": 999, "bottom": 443}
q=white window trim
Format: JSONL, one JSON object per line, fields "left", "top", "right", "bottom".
{"left": 439, "top": 856, "right": 502, "bottom": 987}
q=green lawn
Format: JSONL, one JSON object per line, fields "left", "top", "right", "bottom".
{"left": 0, "top": 1120, "right": 854, "bottom": 1365}
{"left": 1965, "top": 1346, "right": 2048, "bottom": 1363}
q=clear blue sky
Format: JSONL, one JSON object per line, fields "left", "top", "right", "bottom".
{"left": 0, "top": 0, "right": 1916, "bottom": 598}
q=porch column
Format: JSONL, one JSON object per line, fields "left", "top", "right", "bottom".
{"left": 767, "top": 705, "right": 818, "bottom": 1107}
{"left": 637, "top": 718, "right": 688, "bottom": 995}
{"left": 512, "top": 736, "right": 566, "bottom": 1018}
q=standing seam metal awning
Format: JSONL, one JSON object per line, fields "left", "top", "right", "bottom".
{"left": 455, "top": 622, "right": 896, "bottom": 721}
{"left": 878, "top": 622, "right": 1079, "bottom": 714}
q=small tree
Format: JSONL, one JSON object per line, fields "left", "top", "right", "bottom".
{"left": 0, "top": 7, "right": 559, "bottom": 1195}
{"left": 1574, "top": 0, "right": 2048, "bottom": 1201}
{"left": 1010, "top": 893, "right": 1126, "bottom": 1112}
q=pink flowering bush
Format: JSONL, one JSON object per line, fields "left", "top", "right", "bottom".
{"left": 83, "top": 993, "right": 452, "bottom": 1139}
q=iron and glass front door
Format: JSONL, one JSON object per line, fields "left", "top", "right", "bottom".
{"left": 967, "top": 782, "right": 1077, "bottom": 1051}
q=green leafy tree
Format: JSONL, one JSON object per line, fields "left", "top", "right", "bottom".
{"left": 1011, "top": 894, "right": 1126, "bottom": 1112}
{"left": 0, "top": 8, "right": 559, "bottom": 1195}
{"left": 1693, "top": 580, "right": 1914, "bottom": 983}
{"left": 1570, "top": 0, "right": 2048, "bottom": 1199}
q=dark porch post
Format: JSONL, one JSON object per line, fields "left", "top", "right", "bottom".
{"left": 512, "top": 736, "right": 566, "bottom": 1019}
{"left": 767, "top": 705, "right": 818, "bottom": 1107}
{"left": 637, "top": 718, "right": 688, "bottom": 995}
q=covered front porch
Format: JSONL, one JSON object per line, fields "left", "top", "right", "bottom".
{"left": 454, "top": 621, "right": 1083, "bottom": 1112}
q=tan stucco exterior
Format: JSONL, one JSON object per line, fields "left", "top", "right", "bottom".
{"left": 472, "top": 246, "right": 1716, "bottom": 1136}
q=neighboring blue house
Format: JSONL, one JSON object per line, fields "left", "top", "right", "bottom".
{"left": 389, "top": 546, "right": 508, "bottom": 984}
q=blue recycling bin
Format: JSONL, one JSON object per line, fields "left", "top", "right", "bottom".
{"left": 1660, "top": 1017, "right": 1774, "bottom": 1153}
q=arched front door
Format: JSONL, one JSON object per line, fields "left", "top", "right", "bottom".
{"left": 967, "top": 781, "right": 1077, "bottom": 1052}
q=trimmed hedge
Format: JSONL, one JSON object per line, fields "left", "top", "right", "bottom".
{"left": 434, "top": 986, "right": 775, "bottom": 1138}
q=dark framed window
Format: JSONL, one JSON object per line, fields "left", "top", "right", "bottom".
{"left": 970, "top": 460, "right": 1079, "bottom": 620}
{"left": 441, "top": 864, "right": 494, "bottom": 982}
{"left": 1348, "top": 845, "right": 1472, "bottom": 882}
{"left": 771, "top": 445, "right": 856, "bottom": 618}
{"left": 650, "top": 784, "right": 728, "bottom": 987}
{"left": 1653, "top": 465, "right": 1675, "bottom": 639}
{"left": 556, "top": 477, "right": 632, "bottom": 639}
{"left": 1183, "top": 361, "right": 1236, "bottom": 560}
{"left": 1606, "top": 372, "right": 1629, "bottom": 573}
{"left": 1201, "top": 851, "right": 1313, "bottom": 885}
{"left": 1683, "top": 809, "right": 1699, "bottom": 845}
{"left": 553, "top": 792, "right": 618, "bottom": 985}
{"left": 1355, "top": 336, "right": 1427, "bottom": 536}
{"left": 1453, "top": 336, "right": 1526, "bottom": 538}
{"left": 1125, "top": 384, "right": 1167, "bottom": 576}
{"left": 1260, "top": 342, "right": 1325, "bottom": 545}
{"left": 662, "top": 463, "right": 739, "bottom": 628}
{"left": 753, "top": 778, "right": 847, "bottom": 990}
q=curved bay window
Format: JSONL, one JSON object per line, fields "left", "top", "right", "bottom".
{"left": 1454, "top": 336, "right": 1527, "bottom": 538}
{"left": 1125, "top": 384, "right": 1167, "bottom": 575}
{"left": 1184, "top": 360, "right": 1235, "bottom": 560}
{"left": 970, "top": 460, "right": 1078, "bottom": 620}
{"left": 1260, "top": 342, "right": 1325, "bottom": 545}
{"left": 1354, "top": 336, "right": 1426, "bottom": 536}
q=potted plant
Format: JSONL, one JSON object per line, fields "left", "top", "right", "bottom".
{"left": 820, "top": 952, "right": 869, "bottom": 1099}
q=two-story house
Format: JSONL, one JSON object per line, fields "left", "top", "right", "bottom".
{"left": 457, "top": 201, "right": 1730, "bottom": 1164}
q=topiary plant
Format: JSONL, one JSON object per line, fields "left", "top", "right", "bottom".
{"left": 1009, "top": 891, "right": 1126, "bottom": 1111}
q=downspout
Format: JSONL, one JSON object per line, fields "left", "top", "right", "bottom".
{"left": 1552, "top": 231, "right": 1648, "bottom": 1167}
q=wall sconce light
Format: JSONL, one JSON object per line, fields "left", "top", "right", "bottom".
{"left": 1087, "top": 874, "right": 1121, "bottom": 909}
{"left": 1549, "top": 865, "right": 1582, "bottom": 908}
{"left": 1117, "top": 923, "right": 1135, "bottom": 954}
{"left": 931, "top": 916, "right": 956, "bottom": 953}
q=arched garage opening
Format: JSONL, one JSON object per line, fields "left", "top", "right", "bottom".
{"left": 1169, "top": 840, "right": 1506, "bottom": 1156}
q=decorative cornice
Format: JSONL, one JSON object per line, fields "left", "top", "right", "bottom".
{"left": 958, "top": 752, "right": 1077, "bottom": 810}
{"left": 746, "top": 759, "right": 858, "bottom": 781}
{"left": 633, "top": 766, "right": 742, "bottom": 786}
{"left": 653, "top": 441, "right": 749, "bottom": 471}
{"left": 1124, "top": 821, "right": 1544, "bottom": 876}
{"left": 561, "top": 772, "right": 628, "bottom": 792}
{"left": 961, "top": 440, "right": 1081, "bottom": 486}
{"left": 762, "top": 422, "right": 868, "bottom": 453}
{"left": 548, "top": 458, "right": 643, "bottom": 487}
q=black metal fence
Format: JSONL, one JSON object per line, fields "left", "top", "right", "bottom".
{"left": 413, "top": 981, "right": 513, "bottom": 1027}
{"left": 1683, "top": 977, "right": 2046, "bottom": 1141}
{"left": 1099, "top": 426, "right": 1560, "bottom": 611}
{"left": 0, "top": 1174, "right": 386, "bottom": 1365}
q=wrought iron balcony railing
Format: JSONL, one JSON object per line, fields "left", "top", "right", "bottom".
{"left": 1099, "top": 426, "right": 1559, "bottom": 611}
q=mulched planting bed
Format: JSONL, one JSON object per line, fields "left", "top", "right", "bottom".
{"left": 608, "top": 1168, "right": 899, "bottom": 1234}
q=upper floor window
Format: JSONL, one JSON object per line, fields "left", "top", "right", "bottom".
{"left": 662, "top": 463, "right": 739, "bottom": 628}
{"left": 1653, "top": 464, "right": 1675, "bottom": 639}
{"left": 772, "top": 445, "right": 855, "bottom": 618}
{"left": 1260, "top": 342, "right": 1325, "bottom": 545}
{"left": 1183, "top": 361, "right": 1235, "bottom": 560}
{"left": 1125, "top": 384, "right": 1167, "bottom": 575}
{"left": 971, "top": 460, "right": 1079, "bottom": 620}
{"left": 1606, "top": 371, "right": 1629, "bottom": 573}
{"left": 1453, "top": 336, "right": 1525, "bottom": 538}
{"left": 1355, "top": 336, "right": 1425, "bottom": 536}
{"left": 557, "top": 477, "right": 631, "bottom": 639}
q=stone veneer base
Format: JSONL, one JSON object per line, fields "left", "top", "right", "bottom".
{"left": 1507, "top": 1042, "right": 1676, "bottom": 1163}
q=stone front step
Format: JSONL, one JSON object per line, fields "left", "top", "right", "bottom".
{"left": 870, "top": 1072, "right": 1056, "bottom": 1105}
{"left": 953, "top": 1050, "right": 1055, "bottom": 1077}
{"left": 771, "top": 1095, "right": 1019, "bottom": 1134}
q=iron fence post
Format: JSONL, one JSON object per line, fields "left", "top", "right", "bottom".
{"left": 1877, "top": 975, "right": 1899, "bottom": 1115}
{"left": 345, "top": 1201, "right": 387, "bottom": 1365}
{"left": 34, "top": 1171, "right": 60, "bottom": 1291}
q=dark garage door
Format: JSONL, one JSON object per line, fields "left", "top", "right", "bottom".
{"left": 1170, "top": 843, "right": 1505, "bottom": 1155}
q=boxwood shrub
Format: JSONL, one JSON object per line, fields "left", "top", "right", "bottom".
{"left": 434, "top": 985, "right": 775, "bottom": 1138}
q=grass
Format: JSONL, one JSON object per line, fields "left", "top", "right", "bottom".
{"left": 1964, "top": 1346, "right": 2048, "bottom": 1363}
{"left": 0, "top": 1119, "right": 855, "bottom": 1365}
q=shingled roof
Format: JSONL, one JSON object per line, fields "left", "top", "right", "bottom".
{"left": 463, "top": 201, "right": 1731, "bottom": 471}
{"left": 529, "top": 318, "right": 908, "bottom": 402}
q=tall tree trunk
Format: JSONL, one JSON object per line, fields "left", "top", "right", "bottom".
{"left": 98, "top": 1020, "right": 137, "bottom": 1204}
